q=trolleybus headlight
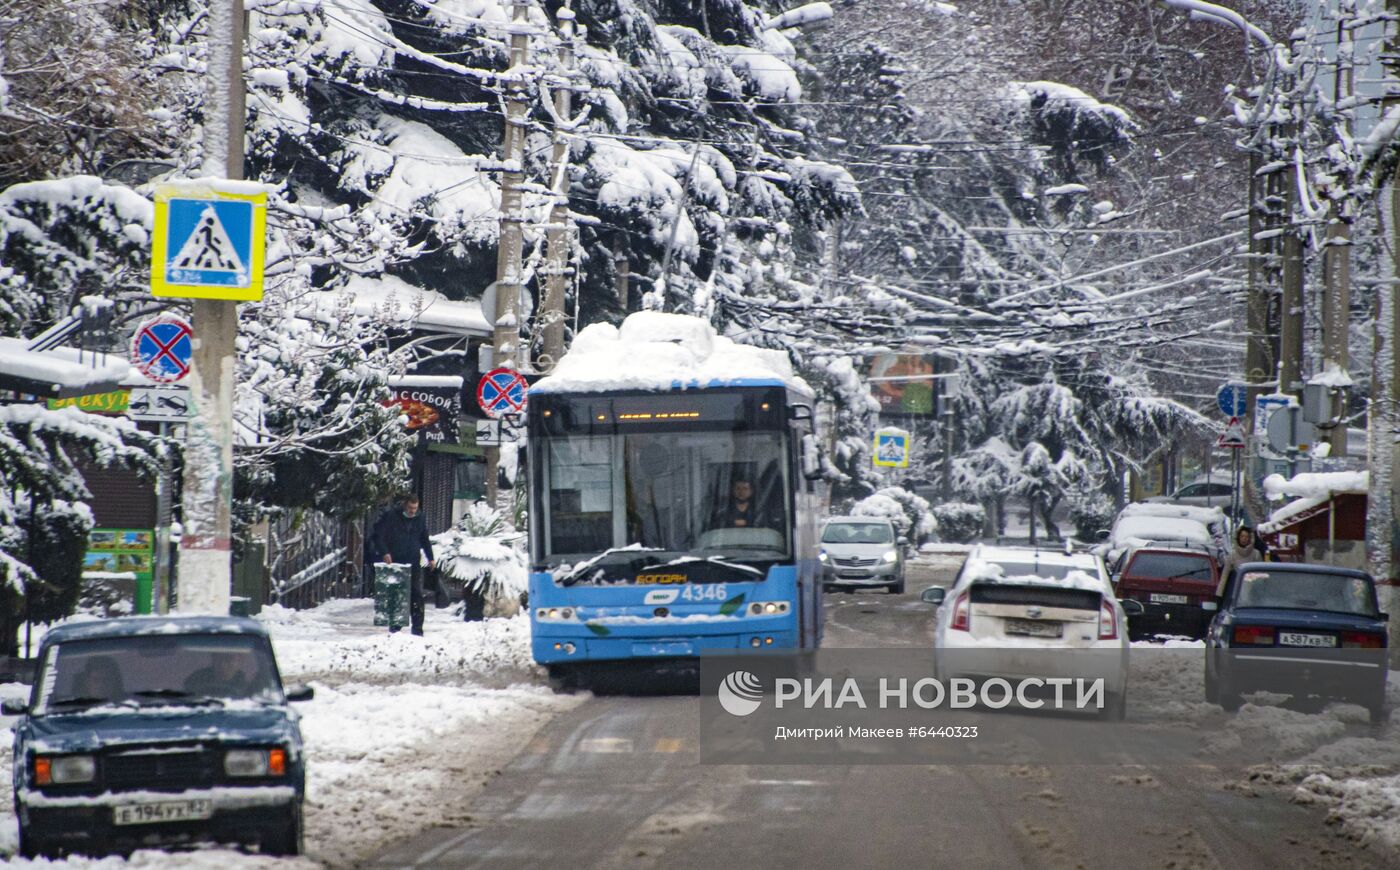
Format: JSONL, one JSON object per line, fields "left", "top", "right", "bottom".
{"left": 747, "top": 601, "right": 788, "bottom": 616}
{"left": 882, "top": 550, "right": 898, "bottom": 564}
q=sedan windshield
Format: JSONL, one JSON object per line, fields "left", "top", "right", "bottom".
{"left": 34, "top": 634, "right": 283, "bottom": 714}
{"left": 1235, "top": 571, "right": 1378, "bottom": 617}
{"left": 822, "top": 522, "right": 893, "bottom": 544}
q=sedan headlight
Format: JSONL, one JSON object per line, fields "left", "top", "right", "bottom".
{"left": 225, "top": 747, "right": 287, "bottom": 778}
{"left": 35, "top": 754, "right": 95, "bottom": 785}
{"left": 818, "top": 550, "right": 829, "bottom": 563}
{"left": 882, "top": 550, "right": 898, "bottom": 564}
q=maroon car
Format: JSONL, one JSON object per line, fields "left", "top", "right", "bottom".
{"left": 1115, "top": 547, "right": 1220, "bottom": 639}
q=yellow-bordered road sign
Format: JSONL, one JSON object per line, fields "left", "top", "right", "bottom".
{"left": 873, "top": 427, "right": 911, "bottom": 468}
{"left": 151, "top": 180, "right": 267, "bottom": 301}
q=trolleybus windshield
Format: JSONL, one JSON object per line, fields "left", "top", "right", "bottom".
{"left": 539, "top": 429, "right": 791, "bottom": 576}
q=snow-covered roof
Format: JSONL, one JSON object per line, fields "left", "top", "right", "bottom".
{"left": 300, "top": 274, "right": 491, "bottom": 337}
{"left": 1260, "top": 471, "right": 1369, "bottom": 534}
{"left": 531, "top": 312, "right": 813, "bottom": 396}
{"left": 0, "top": 338, "right": 131, "bottom": 398}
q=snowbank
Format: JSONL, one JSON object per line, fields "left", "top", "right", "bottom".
{"left": 531, "top": 311, "right": 812, "bottom": 396}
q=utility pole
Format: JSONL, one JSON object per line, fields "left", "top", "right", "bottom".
{"left": 538, "top": 0, "right": 575, "bottom": 372}
{"left": 1279, "top": 128, "right": 1305, "bottom": 400}
{"left": 486, "top": 0, "right": 529, "bottom": 506}
{"left": 178, "top": 0, "right": 244, "bottom": 614}
{"left": 1322, "top": 0, "right": 1356, "bottom": 456}
{"left": 1370, "top": 0, "right": 1400, "bottom": 658}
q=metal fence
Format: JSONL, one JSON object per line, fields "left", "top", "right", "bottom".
{"left": 267, "top": 511, "right": 360, "bottom": 609}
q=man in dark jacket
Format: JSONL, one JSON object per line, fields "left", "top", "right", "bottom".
{"left": 371, "top": 494, "right": 436, "bottom": 635}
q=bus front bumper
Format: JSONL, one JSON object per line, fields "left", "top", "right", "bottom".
{"left": 533, "top": 629, "right": 799, "bottom": 664}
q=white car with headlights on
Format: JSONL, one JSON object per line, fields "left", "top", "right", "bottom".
{"left": 922, "top": 547, "right": 1134, "bottom": 720}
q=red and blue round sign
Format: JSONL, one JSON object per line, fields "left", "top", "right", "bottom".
{"left": 476, "top": 367, "right": 529, "bottom": 419}
{"left": 130, "top": 315, "right": 193, "bottom": 384}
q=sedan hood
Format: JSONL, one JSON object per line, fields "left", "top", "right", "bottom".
{"left": 24, "top": 705, "right": 299, "bottom": 754}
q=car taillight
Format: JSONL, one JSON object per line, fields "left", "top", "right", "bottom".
{"left": 1341, "top": 631, "right": 1384, "bottom": 649}
{"left": 1098, "top": 600, "right": 1118, "bottom": 640}
{"left": 950, "top": 591, "right": 971, "bottom": 631}
{"left": 1233, "top": 625, "right": 1275, "bottom": 646}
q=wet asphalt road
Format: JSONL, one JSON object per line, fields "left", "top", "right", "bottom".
{"left": 366, "top": 558, "right": 1391, "bottom": 870}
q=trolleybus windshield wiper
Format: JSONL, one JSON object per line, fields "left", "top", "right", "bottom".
{"left": 556, "top": 546, "right": 666, "bottom": 586}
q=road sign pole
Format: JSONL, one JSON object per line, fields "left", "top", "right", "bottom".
{"left": 178, "top": 0, "right": 244, "bottom": 615}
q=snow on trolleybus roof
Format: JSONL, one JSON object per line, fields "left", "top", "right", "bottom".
{"left": 529, "top": 312, "right": 813, "bottom": 397}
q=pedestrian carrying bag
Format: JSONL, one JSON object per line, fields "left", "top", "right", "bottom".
{"left": 373, "top": 563, "right": 412, "bottom": 629}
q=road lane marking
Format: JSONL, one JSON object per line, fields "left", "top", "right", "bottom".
{"left": 653, "top": 738, "right": 686, "bottom": 753}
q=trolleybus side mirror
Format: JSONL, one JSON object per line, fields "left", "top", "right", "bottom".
{"left": 800, "top": 433, "right": 824, "bottom": 481}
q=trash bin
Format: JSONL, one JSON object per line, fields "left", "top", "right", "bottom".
{"left": 373, "top": 563, "right": 411, "bottom": 629}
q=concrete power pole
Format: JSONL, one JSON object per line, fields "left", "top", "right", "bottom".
{"left": 1322, "top": 0, "right": 1356, "bottom": 456}
{"left": 539, "top": 0, "right": 575, "bottom": 372}
{"left": 486, "top": 0, "right": 530, "bottom": 506}
{"left": 178, "top": 0, "right": 244, "bottom": 614}
{"left": 1370, "top": 0, "right": 1400, "bottom": 657}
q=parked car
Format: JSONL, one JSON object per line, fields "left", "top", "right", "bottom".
{"left": 1146, "top": 480, "right": 1234, "bottom": 509}
{"left": 1205, "top": 562, "right": 1389, "bottom": 722}
{"left": 5, "top": 616, "right": 312, "bottom": 859}
{"left": 819, "top": 516, "right": 907, "bottom": 594}
{"left": 1100, "top": 502, "right": 1229, "bottom": 568}
{"left": 922, "top": 548, "right": 1131, "bottom": 720}
{"left": 1114, "top": 546, "right": 1220, "bottom": 639}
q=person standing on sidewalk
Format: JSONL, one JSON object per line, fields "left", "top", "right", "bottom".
{"left": 371, "top": 494, "right": 436, "bottom": 636}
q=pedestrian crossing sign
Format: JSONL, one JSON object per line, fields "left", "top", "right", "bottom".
{"left": 873, "top": 427, "right": 911, "bottom": 468}
{"left": 151, "top": 181, "right": 267, "bottom": 301}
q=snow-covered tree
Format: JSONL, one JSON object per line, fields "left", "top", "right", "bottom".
{"left": 0, "top": 407, "right": 158, "bottom": 654}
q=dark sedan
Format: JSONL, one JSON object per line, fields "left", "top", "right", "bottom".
{"left": 1205, "top": 562, "right": 1389, "bottom": 722}
{"left": 5, "top": 616, "right": 313, "bottom": 859}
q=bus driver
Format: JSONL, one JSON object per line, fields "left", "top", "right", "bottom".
{"left": 710, "top": 478, "right": 778, "bottom": 531}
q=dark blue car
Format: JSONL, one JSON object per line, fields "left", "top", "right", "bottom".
{"left": 1205, "top": 562, "right": 1389, "bottom": 723}
{"left": 4, "top": 616, "right": 313, "bottom": 859}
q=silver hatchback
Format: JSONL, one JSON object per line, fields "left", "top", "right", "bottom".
{"left": 819, "top": 516, "right": 906, "bottom": 594}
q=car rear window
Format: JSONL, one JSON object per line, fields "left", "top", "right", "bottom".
{"left": 1125, "top": 552, "right": 1214, "bottom": 582}
{"left": 988, "top": 561, "right": 1098, "bottom": 581}
{"left": 1235, "top": 571, "right": 1378, "bottom": 617}
{"left": 822, "top": 522, "right": 893, "bottom": 544}
{"left": 970, "top": 584, "right": 1101, "bottom": 611}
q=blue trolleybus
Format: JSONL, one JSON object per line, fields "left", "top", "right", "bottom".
{"left": 527, "top": 379, "right": 825, "bottom": 684}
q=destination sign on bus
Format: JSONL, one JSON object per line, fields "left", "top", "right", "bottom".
{"left": 533, "top": 387, "right": 787, "bottom": 435}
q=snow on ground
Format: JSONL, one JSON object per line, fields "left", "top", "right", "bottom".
{"left": 0, "top": 600, "right": 581, "bottom": 867}
{"left": 1128, "top": 637, "right": 1400, "bottom": 857}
